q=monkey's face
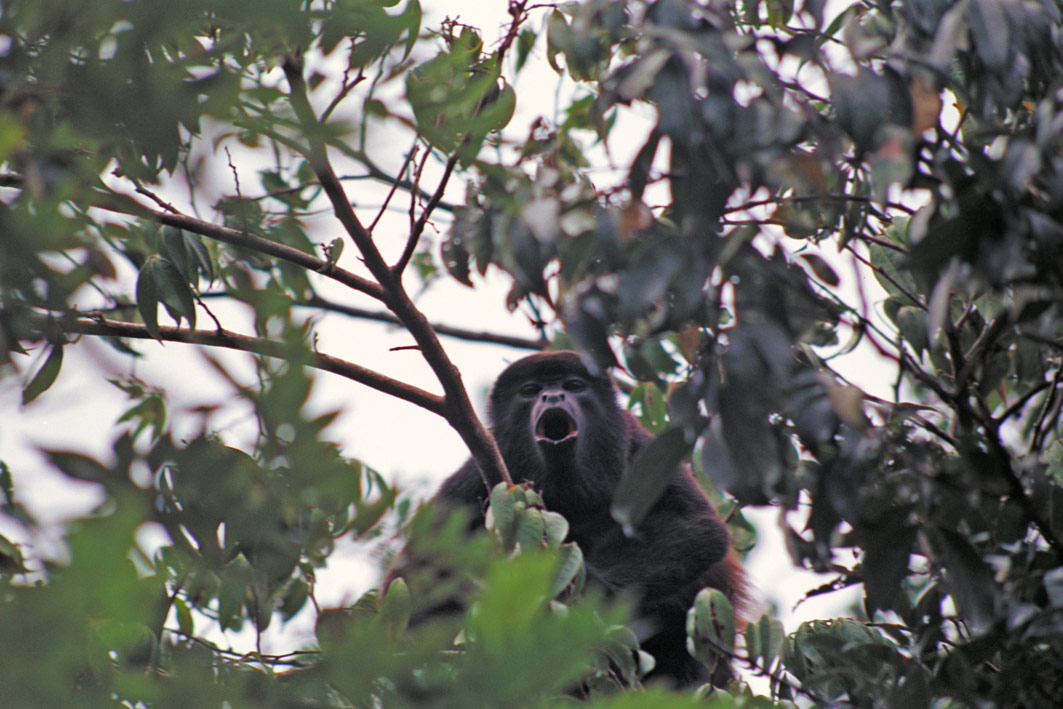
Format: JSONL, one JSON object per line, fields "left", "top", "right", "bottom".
{"left": 488, "top": 352, "right": 627, "bottom": 506}
{"left": 521, "top": 376, "right": 589, "bottom": 449}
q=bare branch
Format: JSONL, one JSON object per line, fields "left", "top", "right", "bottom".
{"left": 395, "top": 149, "right": 460, "bottom": 277}
{"left": 337, "top": 165, "right": 457, "bottom": 213}
{"left": 22, "top": 311, "right": 445, "bottom": 416}
{"left": 369, "top": 141, "right": 418, "bottom": 234}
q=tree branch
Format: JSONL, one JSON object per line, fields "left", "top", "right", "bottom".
{"left": 300, "top": 293, "right": 549, "bottom": 350}
{"left": 89, "top": 188, "right": 387, "bottom": 303}
{"left": 282, "top": 54, "right": 512, "bottom": 489}
{"left": 395, "top": 150, "right": 460, "bottom": 277}
{"left": 22, "top": 311, "right": 446, "bottom": 416}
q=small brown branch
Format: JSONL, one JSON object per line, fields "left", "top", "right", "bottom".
{"left": 321, "top": 62, "right": 366, "bottom": 123}
{"left": 25, "top": 312, "right": 445, "bottom": 416}
{"left": 282, "top": 54, "right": 512, "bottom": 489}
{"left": 844, "top": 243, "right": 926, "bottom": 308}
{"left": 725, "top": 192, "right": 916, "bottom": 219}
{"left": 498, "top": 1, "right": 531, "bottom": 64}
{"left": 395, "top": 149, "right": 459, "bottom": 277}
{"left": 996, "top": 379, "right": 1053, "bottom": 425}
{"left": 369, "top": 141, "right": 418, "bottom": 234}
{"left": 954, "top": 312, "right": 1010, "bottom": 394}
{"left": 337, "top": 167, "right": 457, "bottom": 213}
{"left": 90, "top": 188, "right": 386, "bottom": 302}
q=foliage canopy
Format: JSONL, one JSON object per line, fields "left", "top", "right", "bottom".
{"left": 2, "top": 0, "right": 1063, "bottom": 706}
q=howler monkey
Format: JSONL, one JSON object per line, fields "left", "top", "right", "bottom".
{"left": 408, "top": 351, "right": 749, "bottom": 687}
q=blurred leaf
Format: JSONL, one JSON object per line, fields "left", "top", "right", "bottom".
{"left": 0, "top": 532, "right": 27, "bottom": 575}
{"left": 551, "top": 542, "right": 584, "bottom": 598}
{"left": 927, "top": 527, "right": 1001, "bottom": 633}
{"left": 745, "top": 613, "right": 785, "bottom": 670}
{"left": 861, "top": 522, "right": 917, "bottom": 614}
{"left": 541, "top": 510, "right": 569, "bottom": 549}
{"left": 175, "top": 596, "right": 194, "bottom": 635}
{"left": 687, "top": 588, "right": 736, "bottom": 667}
{"left": 22, "top": 343, "right": 63, "bottom": 405}
{"left": 43, "top": 450, "right": 111, "bottom": 484}
{"left": 800, "top": 253, "right": 840, "bottom": 286}
{"left": 380, "top": 577, "right": 411, "bottom": 643}
{"left": 868, "top": 240, "right": 921, "bottom": 307}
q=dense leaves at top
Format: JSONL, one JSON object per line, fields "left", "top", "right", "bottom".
{"left": 2, "top": 0, "right": 1063, "bottom": 706}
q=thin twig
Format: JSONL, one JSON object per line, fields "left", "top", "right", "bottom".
{"left": 395, "top": 149, "right": 460, "bottom": 277}
{"left": 369, "top": 141, "right": 418, "bottom": 234}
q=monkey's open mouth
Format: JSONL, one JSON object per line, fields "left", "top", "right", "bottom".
{"left": 535, "top": 408, "right": 579, "bottom": 443}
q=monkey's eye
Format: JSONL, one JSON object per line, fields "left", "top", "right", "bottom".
{"left": 562, "top": 379, "right": 586, "bottom": 392}
{"left": 519, "top": 383, "right": 542, "bottom": 397}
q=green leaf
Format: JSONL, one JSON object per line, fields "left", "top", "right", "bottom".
{"left": 136, "top": 256, "right": 162, "bottom": 339}
{"left": 399, "top": 0, "right": 422, "bottom": 60}
{"left": 746, "top": 614, "right": 785, "bottom": 670}
{"left": 546, "top": 10, "right": 570, "bottom": 74}
{"left": 515, "top": 28, "right": 537, "bottom": 72}
{"left": 629, "top": 382, "right": 667, "bottom": 434}
{"left": 516, "top": 507, "right": 546, "bottom": 551}
{"left": 146, "top": 256, "right": 197, "bottom": 330}
{"left": 441, "top": 226, "right": 473, "bottom": 286}
{"left": 0, "top": 531, "right": 27, "bottom": 574}
{"left": 550, "top": 542, "right": 584, "bottom": 598}
{"left": 160, "top": 226, "right": 194, "bottom": 282}
{"left": 487, "top": 482, "right": 518, "bottom": 550}
{"left": 346, "top": 487, "right": 397, "bottom": 538}
{"left": 926, "top": 527, "right": 1001, "bottom": 633}
{"left": 0, "top": 461, "right": 13, "bottom": 507}
{"left": 868, "top": 239, "right": 920, "bottom": 307}
{"left": 22, "top": 343, "right": 64, "bottom": 405}
{"left": 317, "top": 237, "right": 344, "bottom": 272}
{"left": 686, "top": 588, "right": 736, "bottom": 669}
{"left": 541, "top": 510, "right": 569, "bottom": 549}
{"left": 218, "top": 576, "right": 247, "bottom": 632}
{"left": 174, "top": 596, "right": 194, "bottom": 635}
{"left": 380, "top": 577, "right": 410, "bottom": 643}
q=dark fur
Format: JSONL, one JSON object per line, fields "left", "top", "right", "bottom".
{"left": 433, "top": 352, "right": 750, "bottom": 687}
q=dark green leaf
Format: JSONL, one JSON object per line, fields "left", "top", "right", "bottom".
{"left": 862, "top": 523, "right": 917, "bottom": 614}
{"left": 136, "top": 256, "right": 162, "bottom": 339}
{"left": 926, "top": 527, "right": 1000, "bottom": 632}
{"left": 43, "top": 450, "right": 110, "bottom": 484}
{"left": 22, "top": 343, "right": 64, "bottom": 405}
{"left": 800, "top": 253, "right": 840, "bottom": 286}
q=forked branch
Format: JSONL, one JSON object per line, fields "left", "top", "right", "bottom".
{"left": 282, "top": 54, "right": 512, "bottom": 488}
